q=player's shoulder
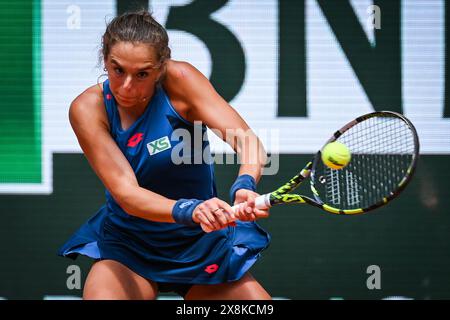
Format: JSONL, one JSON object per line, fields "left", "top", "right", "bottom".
{"left": 164, "top": 60, "right": 208, "bottom": 88}
{"left": 163, "top": 59, "right": 209, "bottom": 99}
{"left": 69, "top": 83, "right": 107, "bottom": 125}
{"left": 71, "top": 83, "right": 104, "bottom": 110}
{"left": 165, "top": 59, "right": 198, "bottom": 80}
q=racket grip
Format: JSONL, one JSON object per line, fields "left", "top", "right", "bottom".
{"left": 200, "top": 194, "right": 271, "bottom": 233}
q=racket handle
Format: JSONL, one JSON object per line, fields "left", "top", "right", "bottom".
{"left": 200, "top": 194, "right": 271, "bottom": 233}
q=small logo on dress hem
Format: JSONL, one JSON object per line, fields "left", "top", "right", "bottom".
{"left": 205, "top": 264, "right": 219, "bottom": 274}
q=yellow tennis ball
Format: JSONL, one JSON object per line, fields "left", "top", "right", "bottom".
{"left": 321, "top": 142, "right": 351, "bottom": 170}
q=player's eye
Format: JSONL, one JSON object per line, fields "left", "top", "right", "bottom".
{"left": 114, "top": 67, "right": 124, "bottom": 75}
{"left": 137, "top": 71, "right": 148, "bottom": 79}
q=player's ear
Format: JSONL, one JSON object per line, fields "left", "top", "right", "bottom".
{"left": 103, "top": 58, "right": 109, "bottom": 72}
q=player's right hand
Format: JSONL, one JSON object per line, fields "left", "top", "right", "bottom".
{"left": 192, "top": 197, "right": 236, "bottom": 232}
{"left": 233, "top": 189, "right": 270, "bottom": 222}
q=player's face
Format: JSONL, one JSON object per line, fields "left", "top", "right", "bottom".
{"left": 105, "top": 41, "right": 162, "bottom": 108}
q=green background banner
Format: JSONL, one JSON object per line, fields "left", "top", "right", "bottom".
{"left": 0, "top": 0, "right": 41, "bottom": 183}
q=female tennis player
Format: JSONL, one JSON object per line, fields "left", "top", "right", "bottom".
{"left": 58, "top": 10, "right": 271, "bottom": 300}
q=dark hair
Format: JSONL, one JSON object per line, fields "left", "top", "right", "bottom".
{"left": 101, "top": 10, "right": 171, "bottom": 67}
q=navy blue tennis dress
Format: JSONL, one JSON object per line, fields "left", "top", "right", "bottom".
{"left": 58, "top": 79, "right": 270, "bottom": 294}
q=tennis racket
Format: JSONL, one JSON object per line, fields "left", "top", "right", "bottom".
{"left": 201, "top": 111, "right": 419, "bottom": 233}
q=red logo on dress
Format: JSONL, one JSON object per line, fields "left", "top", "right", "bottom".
{"left": 204, "top": 264, "right": 219, "bottom": 274}
{"left": 127, "top": 133, "right": 143, "bottom": 147}
{"left": 106, "top": 94, "right": 112, "bottom": 100}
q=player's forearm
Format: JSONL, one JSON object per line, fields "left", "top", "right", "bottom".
{"left": 236, "top": 135, "right": 267, "bottom": 183}
{"left": 114, "top": 185, "right": 177, "bottom": 223}
{"left": 238, "top": 163, "right": 264, "bottom": 183}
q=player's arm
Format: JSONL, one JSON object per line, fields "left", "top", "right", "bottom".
{"left": 164, "top": 61, "right": 267, "bottom": 182}
{"left": 164, "top": 61, "right": 269, "bottom": 221}
{"left": 68, "top": 86, "right": 178, "bottom": 223}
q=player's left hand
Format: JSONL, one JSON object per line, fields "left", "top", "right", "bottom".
{"left": 233, "top": 189, "right": 270, "bottom": 222}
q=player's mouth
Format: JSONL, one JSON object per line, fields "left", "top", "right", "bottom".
{"left": 117, "top": 94, "right": 135, "bottom": 102}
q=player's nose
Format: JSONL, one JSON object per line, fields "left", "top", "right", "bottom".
{"left": 122, "top": 75, "right": 133, "bottom": 90}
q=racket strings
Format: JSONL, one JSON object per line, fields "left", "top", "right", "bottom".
{"left": 326, "top": 169, "right": 341, "bottom": 205}
{"left": 317, "top": 115, "right": 416, "bottom": 209}
{"left": 343, "top": 117, "right": 414, "bottom": 155}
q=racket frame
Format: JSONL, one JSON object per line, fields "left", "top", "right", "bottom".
{"left": 258, "top": 111, "right": 420, "bottom": 215}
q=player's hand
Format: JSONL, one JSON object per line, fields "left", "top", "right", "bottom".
{"left": 234, "top": 189, "right": 270, "bottom": 222}
{"left": 192, "top": 197, "right": 237, "bottom": 232}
